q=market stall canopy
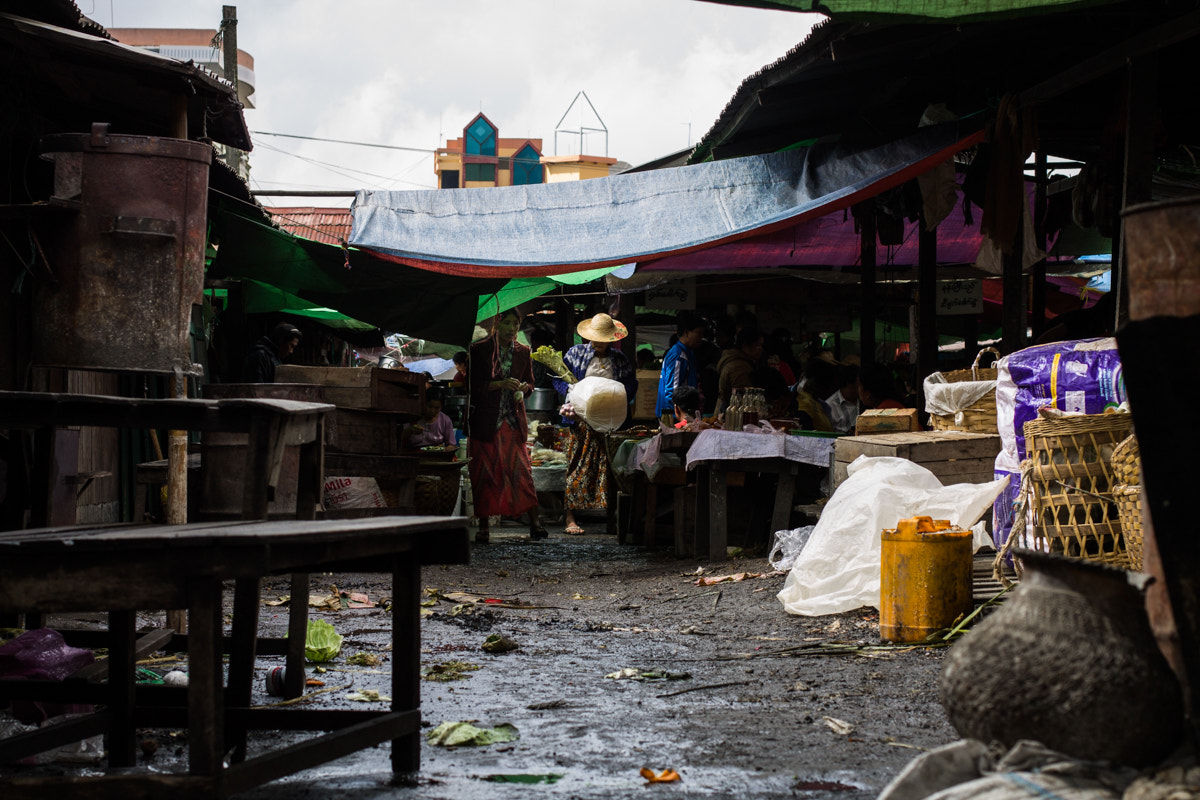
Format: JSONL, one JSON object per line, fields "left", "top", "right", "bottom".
{"left": 349, "top": 122, "right": 982, "bottom": 279}
{"left": 695, "top": 0, "right": 1122, "bottom": 21}
{"left": 208, "top": 211, "right": 507, "bottom": 344}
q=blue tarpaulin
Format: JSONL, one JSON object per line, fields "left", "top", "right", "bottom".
{"left": 349, "top": 122, "right": 984, "bottom": 278}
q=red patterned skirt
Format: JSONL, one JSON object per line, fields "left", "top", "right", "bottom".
{"left": 468, "top": 421, "right": 537, "bottom": 517}
{"left": 566, "top": 423, "right": 607, "bottom": 511}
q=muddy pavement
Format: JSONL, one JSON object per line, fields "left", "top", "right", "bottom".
{"left": 235, "top": 517, "right": 956, "bottom": 800}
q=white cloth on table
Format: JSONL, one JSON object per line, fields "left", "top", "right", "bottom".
{"left": 684, "top": 429, "right": 837, "bottom": 470}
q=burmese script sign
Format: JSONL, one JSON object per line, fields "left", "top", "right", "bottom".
{"left": 936, "top": 280, "right": 983, "bottom": 315}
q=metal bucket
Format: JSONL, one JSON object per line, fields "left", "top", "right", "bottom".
{"left": 197, "top": 383, "right": 323, "bottom": 519}
{"left": 1122, "top": 197, "right": 1200, "bottom": 321}
{"left": 34, "top": 123, "right": 212, "bottom": 374}
{"left": 527, "top": 388, "right": 559, "bottom": 412}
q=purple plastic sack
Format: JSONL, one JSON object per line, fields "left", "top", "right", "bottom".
{"left": 995, "top": 337, "right": 1126, "bottom": 461}
{"left": 0, "top": 629, "right": 94, "bottom": 723}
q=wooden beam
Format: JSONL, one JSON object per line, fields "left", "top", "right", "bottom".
{"left": 859, "top": 203, "right": 877, "bottom": 366}
{"left": 1002, "top": 212, "right": 1026, "bottom": 353}
{"left": 1020, "top": 10, "right": 1200, "bottom": 106}
{"left": 918, "top": 221, "right": 938, "bottom": 381}
{"left": 1116, "top": 54, "right": 1158, "bottom": 330}
{"left": 1031, "top": 151, "right": 1048, "bottom": 341}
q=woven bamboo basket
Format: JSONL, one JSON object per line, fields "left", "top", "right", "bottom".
{"left": 1112, "top": 484, "right": 1145, "bottom": 572}
{"left": 929, "top": 347, "right": 1001, "bottom": 434}
{"left": 1111, "top": 434, "right": 1141, "bottom": 485}
{"left": 414, "top": 468, "right": 462, "bottom": 516}
{"left": 1024, "top": 412, "right": 1135, "bottom": 568}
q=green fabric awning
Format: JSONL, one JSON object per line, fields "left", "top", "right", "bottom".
{"left": 476, "top": 265, "right": 622, "bottom": 322}
{"left": 698, "top": 0, "right": 1120, "bottom": 20}
{"left": 208, "top": 210, "right": 507, "bottom": 344}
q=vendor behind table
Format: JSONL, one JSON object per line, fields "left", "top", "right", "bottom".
{"left": 401, "top": 386, "right": 456, "bottom": 449}
{"left": 655, "top": 311, "right": 706, "bottom": 427}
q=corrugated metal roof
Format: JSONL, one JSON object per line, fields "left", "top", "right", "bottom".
{"left": 265, "top": 207, "right": 353, "bottom": 246}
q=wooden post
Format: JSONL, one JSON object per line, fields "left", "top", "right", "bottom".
{"left": 917, "top": 218, "right": 938, "bottom": 382}
{"left": 1031, "top": 152, "right": 1048, "bottom": 340}
{"left": 221, "top": 6, "right": 242, "bottom": 176}
{"left": 1002, "top": 209, "right": 1026, "bottom": 353}
{"left": 859, "top": 203, "right": 877, "bottom": 366}
{"left": 1117, "top": 53, "right": 1158, "bottom": 330}
{"left": 167, "top": 373, "right": 189, "bottom": 634}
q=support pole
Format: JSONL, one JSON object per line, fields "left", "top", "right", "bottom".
{"left": 1117, "top": 53, "right": 1157, "bottom": 330}
{"left": 1002, "top": 210, "right": 1026, "bottom": 354}
{"left": 917, "top": 218, "right": 938, "bottom": 383}
{"left": 222, "top": 6, "right": 242, "bottom": 176}
{"left": 167, "top": 371, "right": 188, "bottom": 634}
{"left": 859, "top": 203, "right": 877, "bottom": 366}
{"left": 1031, "top": 152, "right": 1048, "bottom": 341}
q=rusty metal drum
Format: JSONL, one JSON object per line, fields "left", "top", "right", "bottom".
{"left": 35, "top": 123, "right": 212, "bottom": 374}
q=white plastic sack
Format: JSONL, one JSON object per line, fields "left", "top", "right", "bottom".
{"left": 776, "top": 456, "right": 1008, "bottom": 617}
{"left": 566, "top": 376, "right": 628, "bottom": 433}
{"left": 323, "top": 476, "right": 386, "bottom": 510}
{"left": 923, "top": 373, "right": 995, "bottom": 419}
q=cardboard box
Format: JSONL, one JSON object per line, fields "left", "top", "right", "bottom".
{"left": 633, "top": 368, "right": 661, "bottom": 420}
{"left": 833, "top": 431, "right": 1001, "bottom": 489}
{"left": 275, "top": 365, "right": 424, "bottom": 414}
{"left": 854, "top": 407, "right": 920, "bottom": 435}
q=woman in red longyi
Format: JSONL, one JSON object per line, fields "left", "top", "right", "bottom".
{"left": 467, "top": 309, "right": 547, "bottom": 544}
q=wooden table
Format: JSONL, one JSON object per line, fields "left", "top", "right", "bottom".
{"left": 0, "top": 516, "right": 469, "bottom": 798}
{"left": 685, "top": 430, "right": 840, "bottom": 561}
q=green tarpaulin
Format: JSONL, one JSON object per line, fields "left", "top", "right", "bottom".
{"left": 477, "top": 265, "right": 621, "bottom": 322}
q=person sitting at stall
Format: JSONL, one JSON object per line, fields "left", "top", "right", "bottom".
{"left": 670, "top": 385, "right": 704, "bottom": 430}
{"left": 716, "top": 327, "right": 764, "bottom": 415}
{"left": 401, "top": 386, "right": 456, "bottom": 450}
{"left": 451, "top": 351, "right": 468, "bottom": 385}
{"left": 244, "top": 322, "right": 302, "bottom": 383}
{"left": 656, "top": 311, "right": 706, "bottom": 427}
{"left": 857, "top": 363, "right": 908, "bottom": 411}
{"left": 825, "top": 363, "right": 861, "bottom": 433}
{"left": 794, "top": 357, "right": 835, "bottom": 431}
{"left": 637, "top": 347, "right": 658, "bottom": 370}
{"left": 554, "top": 313, "right": 638, "bottom": 536}
{"left": 467, "top": 309, "right": 547, "bottom": 543}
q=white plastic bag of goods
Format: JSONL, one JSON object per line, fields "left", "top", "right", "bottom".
{"left": 566, "top": 376, "right": 628, "bottom": 433}
{"left": 777, "top": 456, "right": 1008, "bottom": 617}
{"left": 923, "top": 373, "right": 995, "bottom": 420}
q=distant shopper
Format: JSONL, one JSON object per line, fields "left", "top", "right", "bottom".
{"left": 656, "top": 311, "right": 706, "bottom": 424}
{"left": 245, "top": 322, "right": 301, "bottom": 383}
{"left": 451, "top": 351, "right": 468, "bottom": 385}
{"left": 716, "top": 327, "right": 764, "bottom": 414}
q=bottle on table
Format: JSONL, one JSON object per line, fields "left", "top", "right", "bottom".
{"left": 727, "top": 388, "right": 743, "bottom": 431}
{"left": 743, "top": 387, "right": 760, "bottom": 428}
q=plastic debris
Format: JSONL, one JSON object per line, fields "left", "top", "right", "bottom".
{"left": 162, "top": 670, "right": 188, "bottom": 687}
{"left": 345, "top": 689, "right": 391, "bottom": 702}
{"left": 427, "top": 721, "right": 519, "bottom": 747}
{"left": 605, "top": 668, "right": 691, "bottom": 682}
{"left": 641, "top": 768, "right": 681, "bottom": 784}
{"left": 483, "top": 774, "right": 564, "bottom": 784}
{"left": 823, "top": 716, "right": 855, "bottom": 735}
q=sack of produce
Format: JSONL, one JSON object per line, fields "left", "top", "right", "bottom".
{"left": 567, "top": 377, "right": 628, "bottom": 433}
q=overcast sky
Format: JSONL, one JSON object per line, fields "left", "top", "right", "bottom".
{"left": 90, "top": 1, "right": 820, "bottom": 201}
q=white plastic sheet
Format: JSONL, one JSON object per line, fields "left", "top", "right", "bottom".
{"left": 776, "top": 456, "right": 1008, "bottom": 617}
{"left": 567, "top": 377, "right": 628, "bottom": 433}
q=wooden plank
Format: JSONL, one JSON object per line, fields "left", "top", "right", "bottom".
{"left": 284, "top": 574, "right": 309, "bottom": 700}
{"left": 70, "top": 627, "right": 175, "bottom": 683}
{"left": 392, "top": 559, "right": 421, "bottom": 773}
{"left": 187, "top": 579, "right": 224, "bottom": 776}
{"left": 107, "top": 610, "right": 137, "bottom": 767}
{"left": 0, "top": 709, "right": 111, "bottom": 765}
{"left": 835, "top": 431, "right": 1001, "bottom": 462}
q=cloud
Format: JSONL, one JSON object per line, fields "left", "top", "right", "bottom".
{"left": 106, "top": 0, "right": 819, "bottom": 196}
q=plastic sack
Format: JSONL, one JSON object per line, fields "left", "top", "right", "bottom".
{"left": 923, "top": 374, "right": 995, "bottom": 420}
{"left": 0, "top": 629, "right": 95, "bottom": 724}
{"left": 995, "top": 337, "right": 1126, "bottom": 461}
{"left": 776, "top": 457, "right": 1008, "bottom": 617}
{"left": 566, "top": 376, "right": 628, "bottom": 433}
{"left": 323, "top": 476, "right": 385, "bottom": 510}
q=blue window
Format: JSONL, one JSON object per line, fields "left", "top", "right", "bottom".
{"left": 512, "top": 144, "right": 543, "bottom": 185}
{"left": 465, "top": 117, "right": 496, "bottom": 157}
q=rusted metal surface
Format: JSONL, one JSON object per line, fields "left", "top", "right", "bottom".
{"left": 34, "top": 123, "right": 212, "bottom": 374}
{"left": 1122, "top": 197, "right": 1200, "bottom": 321}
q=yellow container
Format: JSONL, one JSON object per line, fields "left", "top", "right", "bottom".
{"left": 880, "top": 516, "right": 973, "bottom": 643}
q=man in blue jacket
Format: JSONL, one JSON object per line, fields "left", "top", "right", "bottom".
{"left": 656, "top": 311, "right": 707, "bottom": 424}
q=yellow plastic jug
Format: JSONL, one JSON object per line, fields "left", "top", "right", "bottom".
{"left": 879, "top": 516, "right": 973, "bottom": 643}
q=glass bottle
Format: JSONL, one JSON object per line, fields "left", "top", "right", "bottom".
{"left": 727, "top": 388, "right": 742, "bottom": 431}
{"left": 743, "top": 387, "right": 759, "bottom": 427}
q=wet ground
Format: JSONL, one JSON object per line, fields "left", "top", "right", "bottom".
{"left": 14, "top": 515, "right": 959, "bottom": 799}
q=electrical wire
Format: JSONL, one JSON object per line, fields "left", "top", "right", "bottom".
{"left": 253, "top": 140, "right": 436, "bottom": 190}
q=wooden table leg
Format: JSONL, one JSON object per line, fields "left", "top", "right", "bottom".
{"left": 707, "top": 464, "right": 728, "bottom": 561}
{"left": 226, "top": 578, "right": 261, "bottom": 763}
{"left": 107, "top": 609, "right": 137, "bottom": 768}
{"left": 189, "top": 579, "right": 225, "bottom": 777}
{"left": 695, "top": 465, "right": 710, "bottom": 559}
{"left": 284, "top": 573, "right": 309, "bottom": 700}
{"left": 642, "top": 481, "right": 658, "bottom": 547}
{"left": 296, "top": 434, "right": 323, "bottom": 520}
{"left": 770, "top": 464, "right": 799, "bottom": 540}
{"left": 392, "top": 557, "right": 420, "bottom": 772}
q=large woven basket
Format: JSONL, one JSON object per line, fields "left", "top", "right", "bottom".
{"left": 1111, "top": 434, "right": 1141, "bottom": 485}
{"left": 1024, "top": 412, "right": 1135, "bottom": 568}
{"left": 414, "top": 468, "right": 462, "bottom": 516}
{"left": 1112, "top": 484, "right": 1145, "bottom": 572}
{"left": 929, "top": 347, "right": 1000, "bottom": 434}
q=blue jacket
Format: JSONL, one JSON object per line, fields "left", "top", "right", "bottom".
{"left": 656, "top": 340, "right": 698, "bottom": 417}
